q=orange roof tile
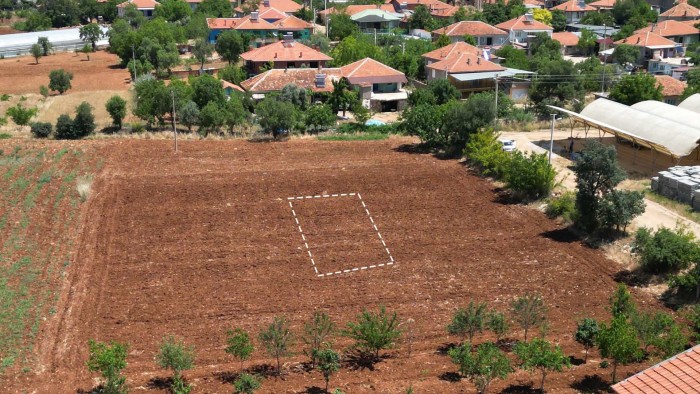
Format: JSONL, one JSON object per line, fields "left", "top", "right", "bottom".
{"left": 240, "top": 68, "right": 343, "bottom": 93}
{"left": 496, "top": 15, "right": 553, "bottom": 31}
{"left": 612, "top": 344, "right": 700, "bottom": 394}
{"left": 659, "top": 0, "right": 700, "bottom": 19}
{"left": 589, "top": 0, "right": 615, "bottom": 9}
{"left": 207, "top": 15, "right": 281, "bottom": 30}
{"left": 432, "top": 21, "right": 508, "bottom": 37}
{"left": 385, "top": 0, "right": 456, "bottom": 17}
{"left": 117, "top": 0, "right": 160, "bottom": 8}
{"left": 636, "top": 20, "right": 700, "bottom": 37}
{"left": 552, "top": 31, "right": 580, "bottom": 46}
{"left": 221, "top": 80, "right": 245, "bottom": 93}
{"left": 655, "top": 75, "right": 687, "bottom": 97}
{"left": 426, "top": 52, "right": 505, "bottom": 73}
{"left": 551, "top": 0, "right": 596, "bottom": 12}
{"left": 422, "top": 41, "right": 481, "bottom": 61}
{"left": 274, "top": 14, "right": 313, "bottom": 31}
{"left": 614, "top": 31, "right": 677, "bottom": 48}
{"left": 240, "top": 40, "right": 333, "bottom": 62}
{"left": 258, "top": 7, "right": 287, "bottom": 20}
{"left": 340, "top": 57, "right": 407, "bottom": 85}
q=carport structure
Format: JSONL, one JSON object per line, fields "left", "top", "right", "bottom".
{"left": 549, "top": 94, "right": 700, "bottom": 171}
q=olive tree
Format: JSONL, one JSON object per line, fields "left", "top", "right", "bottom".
{"left": 225, "top": 328, "right": 254, "bottom": 372}
{"left": 48, "top": 69, "right": 73, "bottom": 95}
{"left": 514, "top": 338, "right": 571, "bottom": 392}
{"left": 343, "top": 306, "right": 401, "bottom": 362}
{"left": 449, "top": 342, "right": 511, "bottom": 394}
{"left": 447, "top": 301, "right": 488, "bottom": 344}
{"left": 511, "top": 294, "right": 547, "bottom": 342}
{"left": 259, "top": 316, "right": 294, "bottom": 376}
{"left": 303, "top": 311, "right": 335, "bottom": 369}
{"left": 155, "top": 335, "right": 195, "bottom": 392}
{"left": 105, "top": 95, "right": 127, "bottom": 129}
{"left": 86, "top": 339, "right": 129, "bottom": 394}
{"left": 574, "top": 318, "right": 599, "bottom": 362}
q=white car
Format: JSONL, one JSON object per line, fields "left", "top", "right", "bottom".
{"left": 499, "top": 139, "right": 516, "bottom": 152}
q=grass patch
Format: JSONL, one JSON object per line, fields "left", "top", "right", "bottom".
{"left": 0, "top": 134, "right": 11, "bottom": 140}
{"left": 318, "top": 132, "right": 390, "bottom": 141}
{"left": 53, "top": 148, "right": 69, "bottom": 162}
{"left": 646, "top": 190, "right": 700, "bottom": 224}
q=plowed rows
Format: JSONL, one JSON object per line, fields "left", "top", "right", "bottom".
{"left": 15, "top": 138, "right": 666, "bottom": 393}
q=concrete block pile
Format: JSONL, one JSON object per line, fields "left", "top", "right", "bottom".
{"left": 651, "top": 166, "right": 700, "bottom": 210}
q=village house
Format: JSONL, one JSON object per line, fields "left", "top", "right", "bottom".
{"left": 495, "top": 13, "right": 553, "bottom": 45}
{"left": 655, "top": 74, "right": 688, "bottom": 104}
{"left": 552, "top": 31, "right": 580, "bottom": 55}
{"left": 588, "top": 0, "right": 615, "bottom": 12}
{"left": 614, "top": 31, "right": 681, "bottom": 67}
{"left": 635, "top": 20, "right": 700, "bottom": 50}
{"left": 117, "top": 0, "right": 160, "bottom": 18}
{"left": 235, "top": 0, "right": 302, "bottom": 15}
{"left": 240, "top": 36, "right": 332, "bottom": 74}
{"left": 658, "top": 0, "right": 700, "bottom": 22}
{"left": 551, "top": 0, "right": 596, "bottom": 24}
{"left": 207, "top": 13, "right": 313, "bottom": 45}
{"left": 385, "top": 0, "right": 458, "bottom": 19}
{"left": 431, "top": 21, "right": 508, "bottom": 46}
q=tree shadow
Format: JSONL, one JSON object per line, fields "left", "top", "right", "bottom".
{"left": 248, "top": 363, "right": 277, "bottom": 378}
{"left": 436, "top": 342, "right": 459, "bottom": 355}
{"left": 539, "top": 227, "right": 580, "bottom": 243}
{"left": 569, "top": 355, "right": 586, "bottom": 366}
{"left": 146, "top": 376, "right": 172, "bottom": 390}
{"left": 570, "top": 374, "right": 611, "bottom": 393}
{"left": 492, "top": 187, "right": 522, "bottom": 205}
{"left": 247, "top": 134, "right": 286, "bottom": 143}
{"left": 495, "top": 338, "right": 519, "bottom": 353}
{"left": 500, "top": 383, "right": 540, "bottom": 393}
{"left": 343, "top": 351, "right": 392, "bottom": 371}
{"left": 392, "top": 143, "right": 460, "bottom": 160}
{"left": 213, "top": 370, "right": 238, "bottom": 384}
{"left": 303, "top": 386, "right": 327, "bottom": 394}
{"left": 438, "top": 371, "right": 462, "bottom": 382}
{"left": 613, "top": 268, "right": 650, "bottom": 288}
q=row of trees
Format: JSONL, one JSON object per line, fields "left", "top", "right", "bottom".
{"left": 87, "top": 307, "right": 401, "bottom": 394}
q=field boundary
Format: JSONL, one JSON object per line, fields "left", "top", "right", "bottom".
{"left": 286, "top": 192, "right": 395, "bottom": 277}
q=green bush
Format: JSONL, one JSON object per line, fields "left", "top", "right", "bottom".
{"left": 30, "top": 122, "right": 52, "bottom": 138}
{"left": 55, "top": 114, "right": 74, "bottom": 139}
{"left": 504, "top": 150, "right": 556, "bottom": 200}
{"left": 545, "top": 192, "right": 576, "bottom": 222}
{"left": 463, "top": 128, "right": 508, "bottom": 177}
{"left": 633, "top": 226, "right": 700, "bottom": 274}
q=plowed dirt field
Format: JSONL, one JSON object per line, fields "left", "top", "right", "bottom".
{"left": 8, "top": 138, "right": 666, "bottom": 393}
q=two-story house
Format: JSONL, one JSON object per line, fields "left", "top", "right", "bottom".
{"left": 614, "top": 31, "right": 680, "bottom": 66}
{"left": 117, "top": 0, "right": 160, "bottom": 18}
{"left": 551, "top": 0, "right": 596, "bottom": 24}
{"left": 240, "top": 36, "right": 332, "bottom": 73}
{"left": 658, "top": 0, "right": 700, "bottom": 22}
{"left": 495, "top": 13, "right": 553, "bottom": 45}
{"left": 431, "top": 21, "right": 508, "bottom": 46}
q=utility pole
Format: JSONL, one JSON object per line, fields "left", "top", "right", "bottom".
{"left": 494, "top": 74, "right": 499, "bottom": 127}
{"left": 601, "top": 23, "right": 608, "bottom": 94}
{"left": 549, "top": 113, "right": 555, "bottom": 163}
{"left": 131, "top": 45, "right": 137, "bottom": 82}
{"left": 172, "top": 90, "right": 178, "bottom": 153}
{"left": 325, "top": 0, "right": 329, "bottom": 38}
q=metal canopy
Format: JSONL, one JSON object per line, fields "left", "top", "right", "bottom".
{"left": 679, "top": 94, "right": 700, "bottom": 114}
{"left": 450, "top": 67, "right": 536, "bottom": 82}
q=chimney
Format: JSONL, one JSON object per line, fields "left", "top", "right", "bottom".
{"left": 299, "top": 51, "right": 302, "bottom": 58}
{"left": 636, "top": 36, "right": 640, "bottom": 43}
{"left": 477, "top": 57, "right": 480, "bottom": 64}
{"left": 263, "top": 0, "right": 270, "bottom": 6}
{"left": 467, "top": 58, "right": 470, "bottom": 64}
{"left": 524, "top": 12, "right": 534, "bottom": 22}
{"left": 283, "top": 33, "right": 294, "bottom": 43}
{"left": 274, "top": 52, "right": 278, "bottom": 58}
{"left": 251, "top": 11, "right": 259, "bottom": 20}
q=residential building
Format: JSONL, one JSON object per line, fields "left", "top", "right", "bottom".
{"left": 614, "top": 31, "right": 681, "bottom": 66}
{"left": 318, "top": 4, "right": 397, "bottom": 23}
{"left": 551, "top": 0, "right": 596, "bottom": 24}
{"left": 648, "top": 56, "right": 692, "bottom": 75}
{"left": 658, "top": 0, "right": 700, "bottom": 22}
{"left": 431, "top": 21, "right": 508, "bottom": 46}
{"left": 116, "top": 0, "right": 160, "bottom": 18}
{"left": 240, "top": 36, "right": 332, "bottom": 73}
{"left": 351, "top": 9, "right": 403, "bottom": 34}
{"left": 655, "top": 75, "right": 687, "bottom": 104}
{"left": 240, "top": 58, "right": 409, "bottom": 111}
{"left": 552, "top": 31, "right": 580, "bottom": 55}
{"left": 422, "top": 41, "right": 482, "bottom": 74}
{"left": 207, "top": 14, "right": 313, "bottom": 45}
{"left": 385, "top": 0, "right": 458, "bottom": 19}
{"left": 340, "top": 57, "right": 408, "bottom": 111}
{"left": 612, "top": 344, "right": 700, "bottom": 393}
{"left": 588, "top": 0, "right": 615, "bottom": 12}
{"left": 496, "top": 13, "right": 553, "bottom": 44}
{"left": 221, "top": 80, "right": 245, "bottom": 97}
{"left": 635, "top": 20, "right": 700, "bottom": 50}
{"left": 235, "top": 0, "right": 302, "bottom": 15}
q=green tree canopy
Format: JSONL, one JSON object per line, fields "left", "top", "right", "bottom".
{"left": 514, "top": 338, "right": 571, "bottom": 392}
{"left": 105, "top": 95, "right": 127, "bottom": 128}
{"left": 343, "top": 306, "right": 402, "bottom": 361}
{"left": 449, "top": 342, "right": 511, "bottom": 394}
{"left": 79, "top": 23, "right": 103, "bottom": 51}
{"left": 215, "top": 30, "right": 248, "bottom": 64}
{"left": 153, "top": 0, "right": 192, "bottom": 22}
{"left": 49, "top": 69, "right": 74, "bottom": 94}
{"left": 609, "top": 72, "right": 662, "bottom": 106}
{"left": 597, "top": 316, "right": 642, "bottom": 383}
{"left": 86, "top": 339, "right": 129, "bottom": 394}
{"left": 198, "top": 0, "right": 232, "bottom": 17}
{"left": 328, "top": 13, "right": 359, "bottom": 41}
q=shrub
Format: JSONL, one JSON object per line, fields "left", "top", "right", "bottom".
{"left": 634, "top": 226, "right": 700, "bottom": 275}
{"left": 449, "top": 342, "right": 511, "bottom": 394}
{"left": 48, "top": 69, "right": 73, "bottom": 94}
{"left": 487, "top": 311, "right": 509, "bottom": 341}
{"left": 654, "top": 322, "right": 687, "bottom": 359}
{"left": 514, "top": 338, "right": 571, "bottom": 392}
{"left": 30, "top": 122, "right": 52, "bottom": 138}
{"left": 55, "top": 114, "right": 74, "bottom": 139}
{"left": 225, "top": 328, "right": 254, "bottom": 372}
{"left": 105, "top": 95, "right": 127, "bottom": 129}
{"left": 545, "top": 192, "right": 576, "bottom": 222}
{"left": 86, "top": 339, "right": 128, "bottom": 394}
{"left": 259, "top": 316, "right": 294, "bottom": 375}
{"left": 574, "top": 318, "right": 599, "bottom": 362}
{"left": 6, "top": 103, "right": 38, "bottom": 127}
{"left": 73, "top": 102, "right": 96, "bottom": 138}
{"left": 343, "top": 306, "right": 401, "bottom": 361}
{"left": 463, "top": 128, "right": 509, "bottom": 177}
{"left": 504, "top": 150, "right": 556, "bottom": 200}
{"left": 630, "top": 311, "right": 673, "bottom": 352}
{"left": 597, "top": 316, "right": 642, "bottom": 383}
{"left": 233, "top": 373, "right": 261, "bottom": 394}
{"left": 315, "top": 346, "right": 340, "bottom": 393}
{"left": 155, "top": 335, "right": 195, "bottom": 393}
{"left": 447, "top": 301, "right": 488, "bottom": 344}
{"left": 511, "top": 294, "right": 547, "bottom": 342}
{"left": 303, "top": 311, "right": 335, "bottom": 369}
{"left": 39, "top": 85, "right": 49, "bottom": 98}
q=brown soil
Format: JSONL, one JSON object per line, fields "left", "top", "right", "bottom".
{"left": 7, "top": 138, "right": 672, "bottom": 393}
{"left": 0, "top": 51, "right": 130, "bottom": 95}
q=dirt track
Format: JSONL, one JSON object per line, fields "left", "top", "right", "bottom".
{"left": 11, "top": 138, "right": 668, "bottom": 393}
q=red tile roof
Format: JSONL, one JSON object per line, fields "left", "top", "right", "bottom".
{"left": 552, "top": 31, "right": 580, "bottom": 46}
{"left": 589, "top": 0, "right": 615, "bottom": 9}
{"left": 422, "top": 41, "right": 481, "bottom": 61}
{"left": 655, "top": 75, "right": 688, "bottom": 97}
{"left": 221, "top": 80, "right": 245, "bottom": 93}
{"left": 207, "top": 16, "right": 279, "bottom": 30}
{"left": 614, "top": 31, "right": 677, "bottom": 48}
{"left": 241, "top": 68, "right": 343, "bottom": 93}
{"left": 635, "top": 20, "right": 700, "bottom": 37}
{"left": 274, "top": 14, "right": 313, "bottom": 31}
{"left": 612, "top": 344, "right": 700, "bottom": 394}
{"left": 432, "top": 21, "right": 508, "bottom": 37}
{"left": 245, "top": 0, "right": 302, "bottom": 13}
{"left": 426, "top": 52, "right": 505, "bottom": 73}
{"left": 659, "top": 0, "right": 700, "bottom": 19}
{"left": 258, "top": 7, "right": 287, "bottom": 21}
{"left": 385, "top": 0, "right": 457, "bottom": 17}
{"left": 551, "top": 0, "right": 596, "bottom": 12}
{"left": 240, "top": 40, "right": 333, "bottom": 62}
{"left": 340, "top": 57, "right": 407, "bottom": 85}
{"left": 496, "top": 15, "right": 553, "bottom": 31}
{"left": 117, "top": 0, "right": 160, "bottom": 8}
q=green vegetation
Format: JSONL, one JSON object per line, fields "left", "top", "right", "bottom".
{"left": 449, "top": 342, "right": 511, "bottom": 394}
{"left": 233, "top": 373, "right": 261, "bottom": 394}
{"left": 447, "top": 301, "right": 488, "bottom": 344}
{"left": 225, "top": 328, "right": 254, "bottom": 372}
{"left": 303, "top": 311, "right": 335, "bottom": 369}
{"left": 511, "top": 294, "right": 547, "bottom": 342}
{"left": 48, "top": 69, "right": 73, "bottom": 95}
{"left": 514, "top": 338, "right": 571, "bottom": 392}
{"left": 344, "top": 306, "right": 402, "bottom": 362}
{"left": 545, "top": 192, "right": 577, "bottom": 223}
{"left": 259, "top": 316, "right": 294, "bottom": 375}
{"left": 574, "top": 318, "right": 599, "bottom": 362}
{"left": 86, "top": 340, "right": 129, "bottom": 394}
{"left": 155, "top": 335, "right": 195, "bottom": 393}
